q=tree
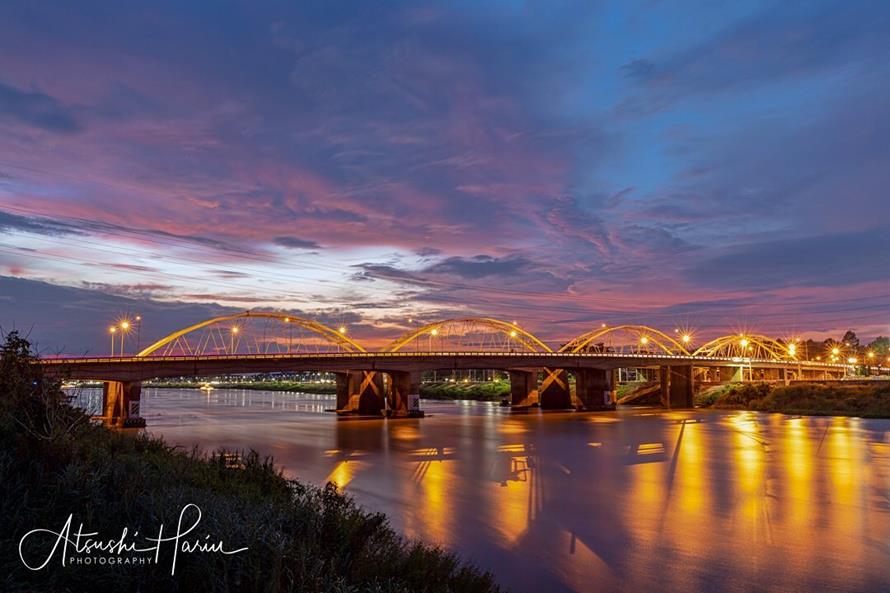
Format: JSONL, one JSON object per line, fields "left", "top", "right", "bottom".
{"left": 0, "top": 330, "right": 85, "bottom": 444}
{"left": 868, "top": 336, "right": 890, "bottom": 355}
{"left": 842, "top": 330, "right": 860, "bottom": 349}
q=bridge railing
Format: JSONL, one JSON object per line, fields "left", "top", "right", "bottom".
{"left": 40, "top": 351, "right": 858, "bottom": 370}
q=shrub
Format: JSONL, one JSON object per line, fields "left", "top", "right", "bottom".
{"left": 705, "top": 378, "right": 890, "bottom": 417}
{"left": 0, "top": 332, "right": 501, "bottom": 593}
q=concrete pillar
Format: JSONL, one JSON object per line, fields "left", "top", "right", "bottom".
{"left": 660, "top": 365, "right": 694, "bottom": 409}
{"left": 575, "top": 368, "right": 616, "bottom": 410}
{"left": 509, "top": 370, "right": 538, "bottom": 409}
{"left": 102, "top": 381, "right": 145, "bottom": 427}
{"left": 539, "top": 368, "right": 572, "bottom": 410}
{"left": 335, "top": 371, "right": 385, "bottom": 416}
{"left": 659, "top": 366, "right": 670, "bottom": 408}
{"left": 387, "top": 370, "right": 423, "bottom": 417}
{"left": 780, "top": 367, "right": 790, "bottom": 386}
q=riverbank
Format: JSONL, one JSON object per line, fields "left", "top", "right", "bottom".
{"left": 146, "top": 380, "right": 339, "bottom": 394}
{"left": 147, "top": 380, "right": 512, "bottom": 401}
{"left": 1, "top": 333, "right": 500, "bottom": 593}
{"left": 699, "top": 381, "right": 890, "bottom": 417}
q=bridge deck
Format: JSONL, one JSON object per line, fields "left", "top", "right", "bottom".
{"left": 39, "top": 351, "right": 863, "bottom": 382}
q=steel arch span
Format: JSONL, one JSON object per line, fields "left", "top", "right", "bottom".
{"left": 385, "top": 318, "right": 552, "bottom": 353}
{"left": 137, "top": 312, "right": 366, "bottom": 357}
{"left": 560, "top": 324, "right": 691, "bottom": 355}
{"left": 692, "top": 334, "right": 793, "bottom": 361}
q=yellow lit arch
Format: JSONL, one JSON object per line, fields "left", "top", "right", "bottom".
{"left": 692, "top": 334, "right": 792, "bottom": 360}
{"left": 560, "top": 324, "right": 691, "bottom": 355}
{"left": 137, "top": 311, "right": 366, "bottom": 356}
{"left": 385, "top": 318, "right": 552, "bottom": 352}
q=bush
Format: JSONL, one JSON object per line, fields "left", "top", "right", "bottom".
{"left": 705, "top": 379, "right": 890, "bottom": 417}
{"left": 419, "top": 381, "right": 510, "bottom": 401}
{"left": 0, "top": 332, "right": 500, "bottom": 593}
{"left": 711, "top": 383, "right": 772, "bottom": 409}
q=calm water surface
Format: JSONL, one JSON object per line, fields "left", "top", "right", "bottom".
{"left": 79, "top": 388, "right": 890, "bottom": 593}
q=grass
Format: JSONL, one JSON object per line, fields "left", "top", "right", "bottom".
{"left": 0, "top": 332, "right": 501, "bottom": 593}
{"left": 707, "top": 381, "right": 890, "bottom": 417}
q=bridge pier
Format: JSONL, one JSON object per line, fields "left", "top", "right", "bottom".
{"left": 102, "top": 381, "right": 145, "bottom": 428}
{"left": 539, "top": 368, "right": 572, "bottom": 410}
{"left": 660, "top": 365, "right": 694, "bottom": 409}
{"left": 386, "top": 370, "right": 423, "bottom": 417}
{"left": 779, "top": 367, "right": 790, "bottom": 386}
{"left": 335, "top": 371, "right": 385, "bottom": 416}
{"left": 509, "top": 370, "right": 539, "bottom": 409}
{"left": 575, "top": 368, "right": 617, "bottom": 410}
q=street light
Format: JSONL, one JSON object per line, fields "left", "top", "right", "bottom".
{"left": 338, "top": 326, "right": 347, "bottom": 334}
{"left": 681, "top": 334, "right": 691, "bottom": 344}
{"left": 788, "top": 343, "right": 797, "bottom": 357}
{"left": 109, "top": 326, "right": 117, "bottom": 356}
{"left": 230, "top": 326, "right": 239, "bottom": 353}
{"left": 119, "top": 320, "right": 131, "bottom": 356}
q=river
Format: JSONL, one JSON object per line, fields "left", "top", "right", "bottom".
{"left": 76, "top": 387, "right": 890, "bottom": 593}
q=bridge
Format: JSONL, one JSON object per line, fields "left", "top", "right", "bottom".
{"left": 40, "top": 312, "right": 886, "bottom": 427}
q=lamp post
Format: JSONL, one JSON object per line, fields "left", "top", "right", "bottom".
{"left": 284, "top": 317, "right": 292, "bottom": 354}
{"left": 119, "top": 320, "right": 130, "bottom": 356}
{"left": 109, "top": 326, "right": 116, "bottom": 356}
{"left": 230, "top": 326, "right": 239, "bottom": 354}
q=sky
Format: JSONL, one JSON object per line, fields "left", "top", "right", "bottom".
{"left": 0, "top": 0, "right": 889, "bottom": 354}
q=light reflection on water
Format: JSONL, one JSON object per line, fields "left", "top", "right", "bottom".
{"left": 73, "top": 388, "right": 890, "bottom": 593}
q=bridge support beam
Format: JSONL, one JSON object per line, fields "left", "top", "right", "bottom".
{"left": 540, "top": 368, "right": 572, "bottom": 410}
{"left": 780, "top": 367, "right": 790, "bottom": 386}
{"left": 575, "top": 368, "right": 617, "bottom": 410}
{"left": 509, "top": 370, "right": 538, "bottom": 409}
{"left": 102, "top": 381, "right": 145, "bottom": 428}
{"left": 386, "top": 370, "right": 423, "bottom": 417}
{"left": 660, "top": 365, "right": 694, "bottom": 409}
{"left": 335, "top": 371, "right": 385, "bottom": 416}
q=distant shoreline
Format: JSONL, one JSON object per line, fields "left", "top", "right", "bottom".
{"left": 143, "top": 380, "right": 511, "bottom": 401}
